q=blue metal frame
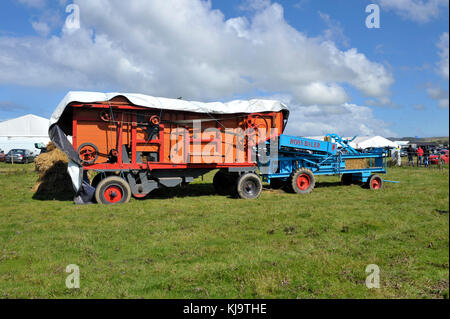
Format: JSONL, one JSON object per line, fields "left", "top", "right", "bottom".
{"left": 259, "top": 134, "right": 387, "bottom": 184}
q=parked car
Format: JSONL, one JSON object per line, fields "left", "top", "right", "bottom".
{"left": 4, "top": 149, "right": 36, "bottom": 164}
{"left": 400, "top": 148, "right": 408, "bottom": 157}
{"left": 430, "top": 150, "right": 449, "bottom": 165}
{"left": 0, "top": 151, "right": 5, "bottom": 162}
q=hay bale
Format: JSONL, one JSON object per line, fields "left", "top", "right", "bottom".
{"left": 345, "top": 158, "right": 369, "bottom": 170}
{"left": 32, "top": 142, "right": 74, "bottom": 199}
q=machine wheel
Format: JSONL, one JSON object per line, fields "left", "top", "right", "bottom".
{"left": 341, "top": 174, "right": 353, "bottom": 185}
{"left": 90, "top": 172, "right": 115, "bottom": 188}
{"left": 236, "top": 173, "right": 262, "bottom": 199}
{"left": 95, "top": 176, "right": 131, "bottom": 204}
{"left": 290, "top": 168, "right": 315, "bottom": 194}
{"left": 367, "top": 174, "right": 383, "bottom": 190}
{"left": 213, "top": 170, "right": 237, "bottom": 195}
{"left": 77, "top": 143, "right": 99, "bottom": 165}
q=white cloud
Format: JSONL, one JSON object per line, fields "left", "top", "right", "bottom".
{"left": 294, "top": 82, "right": 349, "bottom": 105}
{"left": 377, "top": 0, "right": 449, "bottom": 23}
{"left": 427, "top": 86, "right": 449, "bottom": 108}
{"left": 1, "top": 0, "right": 393, "bottom": 108}
{"left": 285, "top": 103, "right": 395, "bottom": 137}
{"left": 265, "top": 94, "right": 394, "bottom": 137}
{"left": 318, "top": 11, "right": 350, "bottom": 48}
{"left": 437, "top": 32, "right": 449, "bottom": 79}
{"left": 31, "top": 21, "right": 50, "bottom": 36}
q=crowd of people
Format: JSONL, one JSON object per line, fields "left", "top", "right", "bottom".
{"left": 406, "top": 145, "right": 442, "bottom": 168}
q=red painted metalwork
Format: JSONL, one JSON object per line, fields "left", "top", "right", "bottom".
{"left": 69, "top": 99, "right": 286, "bottom": 173}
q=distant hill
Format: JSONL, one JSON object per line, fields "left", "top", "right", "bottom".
{"left": 388, "top": 136, "right": 449, "bottom": 145}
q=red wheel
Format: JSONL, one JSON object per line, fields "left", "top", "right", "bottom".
{"left": 95, "top": 176, "right": 131, "bottom": 204}
{"left": 150, "top": 115, "right": 160, "bottom": 125}
{"left": 290, "top": 168, "right": 315, "bottom": 194}
{"left": 103, "top": 185, "right": 123, "bottom": 203}
{"left": 296, "top": 174, "right": 311, "bottom": 191}
{"left": 368, "top": 175, "right": 383, "bottom": 190}
{"left": 77, "top": 143, "right": 99, "bottom": 164}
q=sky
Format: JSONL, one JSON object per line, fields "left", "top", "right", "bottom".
{"left": 0, "top": 0, "right": 448, "bottom": 138}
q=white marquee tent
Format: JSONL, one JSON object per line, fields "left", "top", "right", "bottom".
{"left": 305, "top": 135, "right": 399, "bottom": 150}
{"left": 0, "top": 114, "right": 50, "bottom": 154}
{"left": 348, "top": 136, "right": 399, "bottom": 150}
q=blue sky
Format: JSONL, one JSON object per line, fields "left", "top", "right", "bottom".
{"left": 0, "top": 0, "right": 448, "bottom": 137}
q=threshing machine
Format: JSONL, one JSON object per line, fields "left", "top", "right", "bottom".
{"left": 49, "top": 92, "right": 289, "bottom": 204}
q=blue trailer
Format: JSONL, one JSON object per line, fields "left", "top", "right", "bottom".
{"left": 258, "top": 134, "right": 388, "bottom": 193}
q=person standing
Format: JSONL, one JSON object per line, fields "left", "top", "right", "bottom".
{"left": 396, "top": 145, "right": 402, "bottom": 166}
{"left": 439, "top": 152, "right": 445, "bottom": 170}
{"left": 407, "top": 145, "right": 415, "bottom": 166}
{"left": 416, "top": 146, "right": 424, "bottom": 167}
{"left": 423, "top": 147, "right": 430, "bottom": 167}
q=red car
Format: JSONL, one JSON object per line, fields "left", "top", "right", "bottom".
{"left": 0, "top": 151, "right": 5, "bottom": 162}
{"left": 430, "top": 150, "right": 449, "bottom": 165}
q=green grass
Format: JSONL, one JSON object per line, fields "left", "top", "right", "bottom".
{"left": 0, "top": 162, "right": 448, "bottom": 299}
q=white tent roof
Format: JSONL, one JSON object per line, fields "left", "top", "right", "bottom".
{"left": 349, "top": 136, "right": 399, "bottom": 149}
{"left": 0, "top": 114, "right": 50, "bottom": 137}
{"left": 50, "top": 91, "right": 290, "bottom": 126}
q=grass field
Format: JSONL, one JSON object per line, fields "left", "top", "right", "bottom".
{"left": 0, "top": 162, "right": 448, "bottom": 299}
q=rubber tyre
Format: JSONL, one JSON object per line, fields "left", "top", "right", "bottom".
{"left": 367, "top": 174, "right": 383, "bottom": 190}
{"left": 213, "top": 170, "right": 238, "bottom": 195}
{"left": 289, "top": 168, "right": 315, "bottom": 194}
{"left": 341, "top": 174, "right": 353, "bottom": 185}
{"left": 236, "top": 173, "right": 262, "bottom": 199}
{"left": 95, "top": 176, "right": 131, "bottom": 204}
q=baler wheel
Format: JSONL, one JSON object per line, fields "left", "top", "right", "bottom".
{"left": 95, "top": 176, "right": 131, "bottom": 205}
{"left": 367, "top": 174, "right": 383, "bottom": 190}
{"left": 290, "top": 168, "right": 315, "bottom": 194}
{"left": 236, "top": 173, "right": 262, "bottom": 199}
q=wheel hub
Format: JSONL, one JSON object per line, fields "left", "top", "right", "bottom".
{"left": 104, "top": 185, "right": 123, "bottom": 203}
{"left": 296, "top": 174, "right": 311, "bottom": 191}
{"left": 371, "top": 178, "right": 381, "bottom": 189}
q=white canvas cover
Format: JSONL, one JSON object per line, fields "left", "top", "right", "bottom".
{"left": 50, "top": 91, "right": 289, "bottom": 126}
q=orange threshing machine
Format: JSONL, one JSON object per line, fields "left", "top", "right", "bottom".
{"left": 49, "top": 92, "right": 289, "bottom": 204}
